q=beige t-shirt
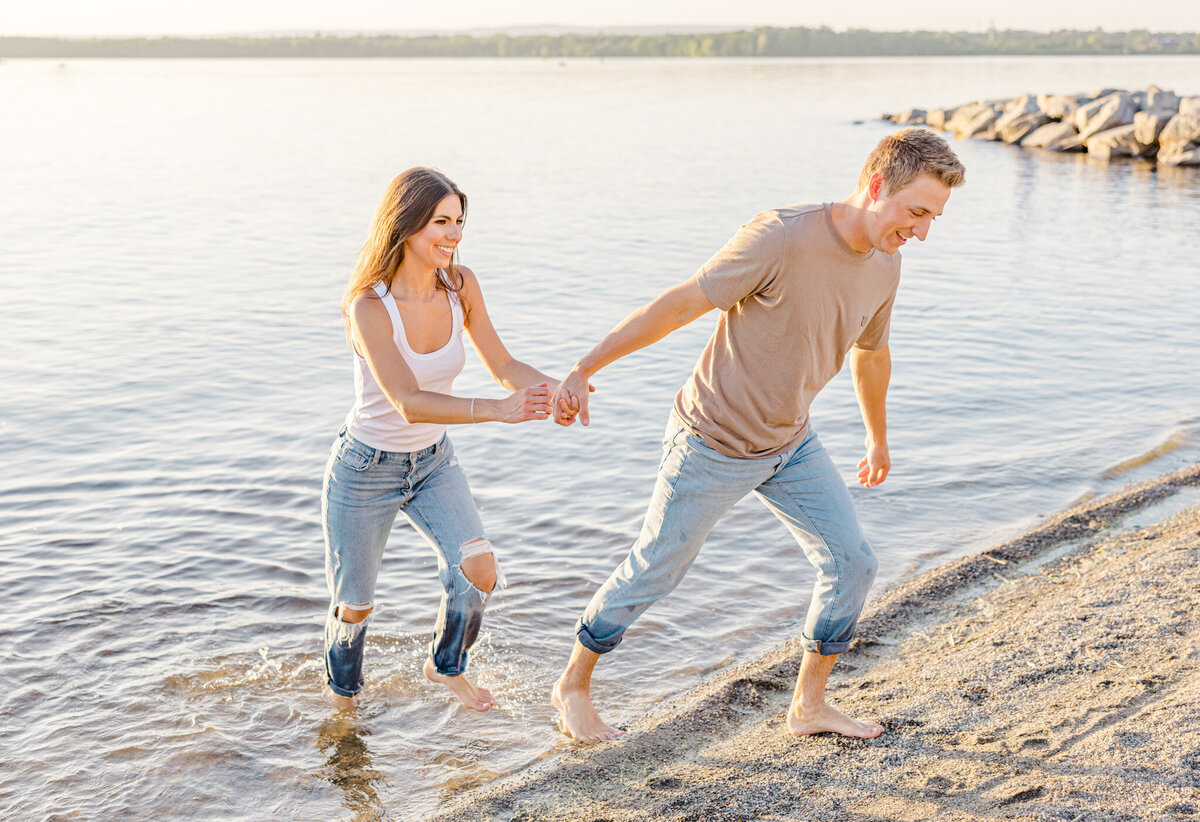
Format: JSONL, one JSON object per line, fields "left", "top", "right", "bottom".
{"left": 673, "top": 203, "right": 900, "bottom": 459}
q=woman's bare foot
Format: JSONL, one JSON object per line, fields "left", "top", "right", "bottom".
{"left": 787, "top": 702, "right": 884, "bottom": 738}
{"left": 422, "top": 659, "right": 495, "bottom": 712}
{"left": 551, "top": 680, "right": 624, "bottom": 741}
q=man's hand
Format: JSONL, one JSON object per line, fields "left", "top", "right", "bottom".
{"left": 552, "top": 368, "right": 594, "bottom": 427}
{"left": 856, "top": 440, "right": 890, "bottom": 487}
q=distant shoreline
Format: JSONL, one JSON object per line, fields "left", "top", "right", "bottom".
{"left": 3, "top": 27, "right": 1200, "bottom": 60}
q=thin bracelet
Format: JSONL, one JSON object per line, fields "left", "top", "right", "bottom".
{"left": 470, "top": 397, "right": 476, "bottom": 424}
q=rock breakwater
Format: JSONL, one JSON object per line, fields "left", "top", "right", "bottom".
{"left": 886, "top": 86, "right": 1200, "bottom": 166}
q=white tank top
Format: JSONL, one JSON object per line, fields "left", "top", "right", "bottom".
{"left": 345, "top": 276, "right": 466, "bottom": 452}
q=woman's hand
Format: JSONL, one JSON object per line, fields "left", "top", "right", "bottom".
{"left": 496, "top": 382, "right": 552, "bottom": 423}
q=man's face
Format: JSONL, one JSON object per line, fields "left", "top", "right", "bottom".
{"left": 867, "top": 172, "right": 952, "bottom": 254}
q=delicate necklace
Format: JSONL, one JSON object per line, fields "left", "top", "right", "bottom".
{"left": 402, "top": 288, "right": 441, "bottom": 301}
{"left": 391, "top": 266, "right": 448, "bottom": 301}
{"left": 393, "top": 275, "right": 442, "bottom": 301}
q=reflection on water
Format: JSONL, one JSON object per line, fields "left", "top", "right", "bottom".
{"left": 319, "top": 717, "right": 388, "bottom": 821}
{"left": 2, "top": 56, "right": 1200, "bottom": 820}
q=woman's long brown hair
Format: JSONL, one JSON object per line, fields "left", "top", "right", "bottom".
{"left": 341, "top": 168, "right": 467, "bottom": 321}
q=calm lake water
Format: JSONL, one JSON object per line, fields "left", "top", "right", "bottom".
{"left": 2, "top": 55, "right": 1200, "bottom": 820}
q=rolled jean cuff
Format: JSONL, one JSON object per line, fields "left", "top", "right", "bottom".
{"left": 326, "top": 678, "right": 362, "bottom": 698}
{"left": 800, "top": 635, "right": 852, "bottom": 655}
{"left": 575, "top": 620, "right": 621, "bottom": 655}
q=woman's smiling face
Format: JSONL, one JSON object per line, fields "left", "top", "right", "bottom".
{"left": 404, "top": 193, "right": 464, "bottom": 269}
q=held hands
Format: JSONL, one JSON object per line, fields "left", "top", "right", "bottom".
{"left": 498, "top": 382, "right": 552, "bottom": 423}
{"left": 552, "top": 368, "right": 596, "bottom": 427}
{"left": 856, "top": 439, "right": 891, "bottom": 487}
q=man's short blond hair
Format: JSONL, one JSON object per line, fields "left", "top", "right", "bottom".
{"left": 858, "top": 128, "right": 965, "bottom": 194}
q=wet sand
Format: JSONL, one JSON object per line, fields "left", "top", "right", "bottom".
{"left": 431, "top": 463, "right": 1200, "bottom": 821}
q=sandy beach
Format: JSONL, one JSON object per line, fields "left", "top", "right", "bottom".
{"left": 432, "top": 463, "right": 1200, "bottom": 821}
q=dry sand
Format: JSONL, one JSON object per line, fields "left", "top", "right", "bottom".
{"left": 432, "top": 464, "right": 1200, "bottom": 822}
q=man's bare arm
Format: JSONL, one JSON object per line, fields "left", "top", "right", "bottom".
{"left": 849, "top": 345, "right": 891, "bottom": 487}
{"left": 554, "top": 277, "right": 715, "bottom": 426}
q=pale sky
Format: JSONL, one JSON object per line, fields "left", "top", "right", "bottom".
{"left": 5, "top": 0, "right": 1200, "bottom": 38}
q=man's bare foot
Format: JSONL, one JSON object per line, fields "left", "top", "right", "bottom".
{"left": 422, "top": 659, "right": 495, "bottom": 712}
{"left": 551, "top": 680, "right": 624, "bottom": 741}
{"left": 787, "top": 702, "right": 884, "bottom": 739}
{"left": 325, "top": 686, "right": 358, "bottom": 710}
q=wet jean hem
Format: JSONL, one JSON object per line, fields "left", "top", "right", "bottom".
{"left": 326, "top": 678, "right": 362, "bottom": 698}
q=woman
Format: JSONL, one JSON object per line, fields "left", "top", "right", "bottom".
{"left": 323, "top": 167, "right": 554, "bottom": 711}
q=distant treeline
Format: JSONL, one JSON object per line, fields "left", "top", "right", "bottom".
{"left": 3, "top": 27, "right": 1200, "bottom": 59}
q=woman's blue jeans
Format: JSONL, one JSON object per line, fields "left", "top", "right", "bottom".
{"left": 321, "top": 428, "right": 494, "bottom": 698}
{"left": 577, "top": 413, "right": 878, "bottom": 657}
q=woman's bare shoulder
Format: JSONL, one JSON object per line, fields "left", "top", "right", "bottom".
{"left": 348, "top": 288, "right": 388, "bottom": 329}
{"left": 456, "top": 264, "right": 479, "bottom": 288}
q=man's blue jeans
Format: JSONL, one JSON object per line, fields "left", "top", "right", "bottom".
{"left": 577, "top": 413, "right": 878, "bottom": 656}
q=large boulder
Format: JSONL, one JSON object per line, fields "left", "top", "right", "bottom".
{"left": 891, "top": 108, "right": 927, "bottom": 125}
{"left": 993, "top": 95, "right": 1039, "bottom": 134}
{"left": 1037, "top": 94, "right": 1081, "bottom": 120}
{"left": 1179, "top": 97, "right": 1200, "bottom": 118}
{"left": 1072, "top": 96, "right": 1109, "bottom": 129}
{"left": 1145, "top": 86, "right": 1181, "bottom": 112}
{"left": 958, "top": 106, "right": 1003, "bottom": 139}
{"left": 998, "top": 111, "right": 1053, "bottom": 144}
{"left": 1158, "top": 144, "right": 1200, "bottom": 167}
{"left": 1075, "top": 92, "right": 1138, "bottom": 142}
{"left": 1022, "top": 121, "right": 1084, "bottom": 152}
{"left": 1086, "top": 124, "right": 1143, "bottom": 160}
{"left": 926, "top": 108, "right": 950, "bottom": 130}
{"left": 1158, "top": 112, "right": 1200, "bottom": 166}
{"left": 945, "top": 101, "right": 996, "bottom": 135}
{"left": 1133, "top": 109, "right": 1174, "bottom": 147}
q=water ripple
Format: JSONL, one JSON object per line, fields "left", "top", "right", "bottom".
{"left": 3, "top": 55, "right": 1200, "bottom": 821}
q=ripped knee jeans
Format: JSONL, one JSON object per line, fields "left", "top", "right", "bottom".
{"left": 321, "top": 428, "right": 504, "bottom": 698}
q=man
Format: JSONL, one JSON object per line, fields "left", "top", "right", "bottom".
{"left": 551, "top": 128, "right": 965, "bottom": 741}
